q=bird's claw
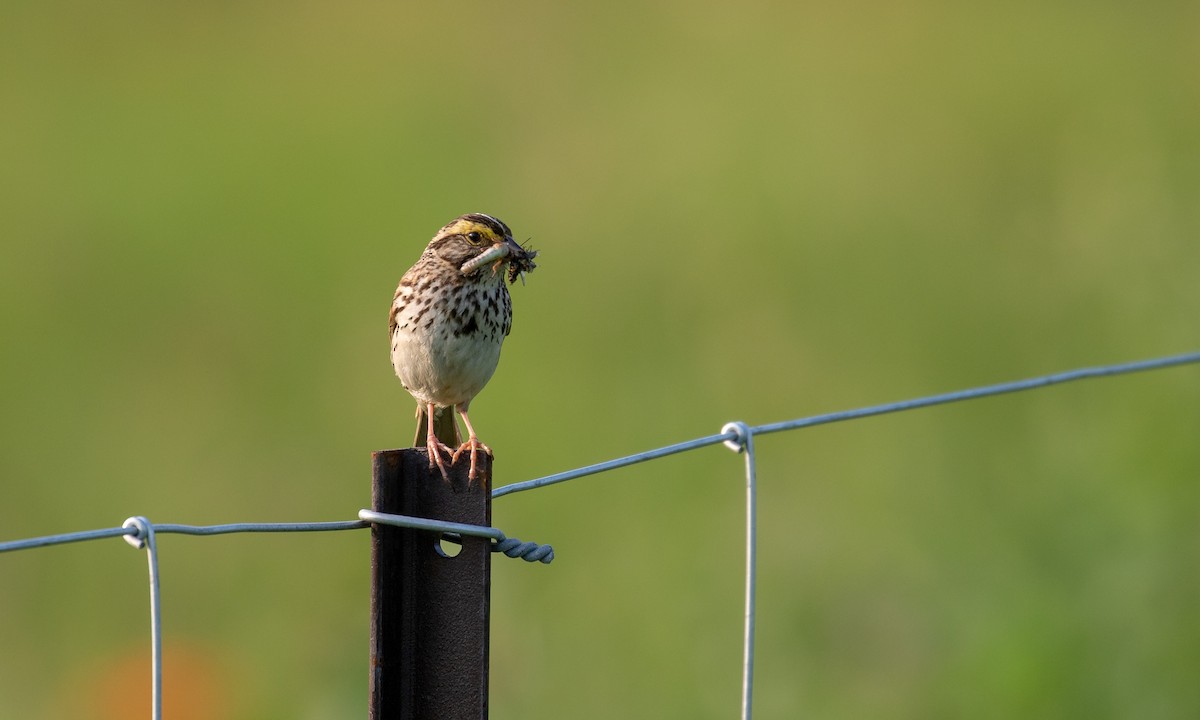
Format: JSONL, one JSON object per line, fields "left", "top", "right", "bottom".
{"left": 426, "top": 438, "right": 455, "bottom": 482}
{"left": 452, "top": 437, "right": 493, "bottom": 483}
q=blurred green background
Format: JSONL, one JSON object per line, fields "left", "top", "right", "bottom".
{"left": 2, "top": 1, "right": 1199, "bottom": 718}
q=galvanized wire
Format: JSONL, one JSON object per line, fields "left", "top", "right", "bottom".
{"left": 0, "top": 525, "right": 135, "bottom": 553}
{"left": 490, "top": 432, "right": 730, "bottom": 499}
{"left": 491, "top": 349, "right": 1200, "bottom": 500}
{"left": 0, "top": 349, "right": 1197, "bottom": 720}
{"left": 155, "top": 520, "right": 368, "bottom": 535}
{"left": 752, "top": 349, "right": 1200, "bottom": 437}
{"left": 0, "top": 512, "right": 550, "bottom": 720}
{"left": 722, "top": 422, "right": 758, "bottom": 720}
{"left": 0, "top": 516, "right": 557, "bottom": 556}
{"left": 123, "top": 518, "right": 162, "bottom": 720}
{"left": 486, "top": 349, "right": 1200, "bottom": 720}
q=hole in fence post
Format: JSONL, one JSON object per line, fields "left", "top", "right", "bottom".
{"left": 436, "top": 534, "right": 463, "bottom": 558}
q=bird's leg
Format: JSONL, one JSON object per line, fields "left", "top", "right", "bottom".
{"left": 451, "top": 404, "right": 493, "bottom": 482}
{"left": 424, "top": 402, "right": 454, "bottom": 481}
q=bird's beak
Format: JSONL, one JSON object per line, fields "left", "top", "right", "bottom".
{"left": 502, "top": 235, "right": 525, "bottom": 257}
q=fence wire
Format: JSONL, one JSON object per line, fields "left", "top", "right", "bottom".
{"left": 2, "top": 349, "right": 1199, "bottom": 720}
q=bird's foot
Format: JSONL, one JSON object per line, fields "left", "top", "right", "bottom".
{"left": 426, "top": 436, "right": 455, "bottom": 482}
{"left": 452, "top": 436, "right": 493, "bottom": 483}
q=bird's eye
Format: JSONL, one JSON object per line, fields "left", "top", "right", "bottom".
{"left": 467, "top": 231, "right": 483, "bottom": 244}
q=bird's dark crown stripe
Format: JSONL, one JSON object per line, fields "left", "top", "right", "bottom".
{"left": 441, "top": 213, "right": 511, "bottom": 239}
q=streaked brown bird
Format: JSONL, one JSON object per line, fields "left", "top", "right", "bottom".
{"left": 389, "top": 213, "right": 537, "bottom": 481}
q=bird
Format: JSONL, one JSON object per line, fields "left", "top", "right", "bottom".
{"left": 389, "top": 213, "right": 537, "bottom": 482}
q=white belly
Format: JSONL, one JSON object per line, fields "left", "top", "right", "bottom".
{"left": 391, "top": 325, "right": 503, "bottom": 408}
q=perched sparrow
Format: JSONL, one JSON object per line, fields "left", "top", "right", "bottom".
{"left": 389, "top": 213, "right": 537, "bottom": 481}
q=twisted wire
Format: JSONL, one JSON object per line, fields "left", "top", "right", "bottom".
{"left": 494, "top": 537, "right": 555, "bottom": 563}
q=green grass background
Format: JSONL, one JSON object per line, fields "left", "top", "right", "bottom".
{"left": 2, "top": 1, "right": 1199, "bottom": 718}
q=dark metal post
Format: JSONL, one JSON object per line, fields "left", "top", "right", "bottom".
{"left": 370, "top": 449, "right": 493, "bottom": 720}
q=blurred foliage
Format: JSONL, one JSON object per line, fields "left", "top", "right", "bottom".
{"left": 1, "top": 0, "right": 1199, "bottom": 718}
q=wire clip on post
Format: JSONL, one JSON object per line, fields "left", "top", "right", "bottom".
{"left": 359, "top": 510, "right": 553, "bottom": 564}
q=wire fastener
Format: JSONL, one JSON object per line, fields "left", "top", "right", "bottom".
{"left": 357, "top": 509, "right": 553, "bottom": 564}
{"left": 722, "top": 421, "right": 752, "bottom": 453}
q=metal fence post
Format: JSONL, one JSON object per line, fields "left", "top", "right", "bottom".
{"left": 370, "top": 449, "right": 492, "bottom": 720}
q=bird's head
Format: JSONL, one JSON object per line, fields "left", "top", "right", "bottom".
{"left": 428, "top": 213, "right": 538, "bottom": 284}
